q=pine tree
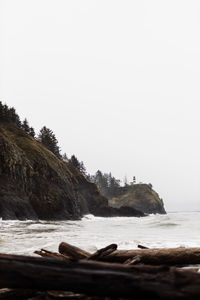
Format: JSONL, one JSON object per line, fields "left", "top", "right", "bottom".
{"left": 88, "top": 170, "right": 121, "bottom": 198}
{"left": 10, "top": 107, "right": 21, "bottom": 127}
{"left": 2, "top": 104, "right": 9, "bottom": 120}
{"left": 0, "top": 101, "right": 4, "bottom": 120}
{"left": 70, "top": 155, "right": 80, "bottom": 168}
{"left": 22, "top": 118, "right": 30, "bottom": 133}
{"left": 69, "top": 155, "right": 86, "bottom": 174}
{"left": 38, "top": 126, "right": 61, "bottom": 157}
{"left": 29, "top": 127, "right": 35, "bottom": 137}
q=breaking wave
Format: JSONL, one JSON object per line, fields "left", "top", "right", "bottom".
{"left": 0, "top": 212, "right": 200, "bottom": 255}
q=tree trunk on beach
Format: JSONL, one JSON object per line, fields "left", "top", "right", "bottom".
{"left": 1, "top": 253, "right": 200, "bottom": 299}
{"left": 58, "top": 242, "right": 90, "bottom": 260}
{"left": 103, "top": 247, "right": 200, "bottom": 266}
{"left": 57, "top": 242, "right": 200, "bottom": 266}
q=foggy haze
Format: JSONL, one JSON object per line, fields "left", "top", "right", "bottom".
{"left": 1, "top": 0, "right": 200, "bottom": 212}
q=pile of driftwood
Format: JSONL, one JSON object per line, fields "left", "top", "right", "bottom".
{"left": 1, "top": 242, "right": 200, "bottom": 299}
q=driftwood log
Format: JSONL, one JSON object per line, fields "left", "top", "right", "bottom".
{"left": 57, "top": 242, "right": 200, "bottom": 266}
{"left": 0, "top": 288, "right": 38, "bottom": 299}
{"left": 1, "top": 253, "right": 200, "bottom": 299}
{"left": 87, "top": 244, "right": 118, "bottom": 260}
{"left": 34, "top": 249, "right": 70, "bottom": 260}
{"left": 103, "top": 247, "right": 200, "bottom": 266}
{"left": 58, "top": 242, "right": 90, "bottom": 260}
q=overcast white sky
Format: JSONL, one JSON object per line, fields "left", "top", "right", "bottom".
{"left": 1, "top": 0, "right": 200, "bottom": 212}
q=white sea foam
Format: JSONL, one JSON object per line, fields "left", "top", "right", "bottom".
{"left": 0, "top": 212, "right": 200, "bottom": 256}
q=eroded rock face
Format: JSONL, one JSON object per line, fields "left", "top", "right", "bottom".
{"left": 0, "top": 123, "right": 150, "bottom": 220}
{"left": 0, "top": 123, "right": 107, "bottom": 220}
{"left": 109, "top": 184, "right": 166, "bottom": 214}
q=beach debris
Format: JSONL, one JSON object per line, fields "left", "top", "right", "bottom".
{"left": 57, "top": 242, "right": 200, "bottom": 266}
{"left": 88, "top": 243, "right": 117, "bottom": 261}
{"left": 58, "top": 242, "right": 90, "bottom": 260}
{"left": 0, "top": 253, "right": 200, "bottom": 299}
{"left": 34, "top": 249, "right": 69, "bottom": 260}
{"left": 34, "top": 242, "right": 200, "bottom": 267}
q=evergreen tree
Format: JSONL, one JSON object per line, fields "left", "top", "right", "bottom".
{"left": 89, "top": 170, "right": 121, "bottom": 198}
{"left": 10, "top": 107, "right": 21, "bottom": 127}
{"left": 38, "top": 126, "right": 61, "bottom": 157}
{"left": 29, "top": 127, "right": 35, "bottom": 137}
{"left": 0, "top": 101, "right": 4, "bottom": 119}
{"left": 22, "top": 118, "right": 30, "bottom": 133}
{"left": 62, "top": 153, "right": 68, "bottom": 162}
{"left": 0, "top": 101, "right": 21, "bottom": 126}
{"left": 2, "top": 104, "right": 9, "bottom": 120}
{"left": 108, "top": 174, "right": 120, "bottom": 197}
{"left": 0, "top": 101, "right": 34, "bottom": 136}
{"left": 69, "top": 155, "right": 86, "bottom": 174}
{"left": 69, "top": 155, "right": 80, "bottom": 168}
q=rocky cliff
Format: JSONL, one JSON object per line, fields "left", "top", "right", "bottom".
{"left": 0, "top": 122, "right": 108, "bottom": 220}
{"left": 0, "top": 122, "right": 145, "bottom": 220}
{"left": 109, "top": 184, "right": 166, "bottom": 214}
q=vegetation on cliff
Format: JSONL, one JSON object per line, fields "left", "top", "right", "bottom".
{"left": 0, "top": 101, "right": 61, "bottom": 158}
{"left": 87, "top": 170, "right": 166, "bottom": 214}
{"left": 0, "top": 101, "right": 165, "bottom": 219}
{"left": 0, "top": 120, "right": 107, "bottom": 219}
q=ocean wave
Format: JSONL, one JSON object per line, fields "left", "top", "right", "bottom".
{"left": 82, "top": 214, "right": 105, "bottom": 221}
{"left": 156, "top": 222, "right": 179, "bottom": 227}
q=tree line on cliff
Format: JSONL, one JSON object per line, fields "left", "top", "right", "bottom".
{"left": 0, "top": 101, "right": 61, "bottom": 158}
{"left": 0, "top": 101, "right": 138, "bottom": 198}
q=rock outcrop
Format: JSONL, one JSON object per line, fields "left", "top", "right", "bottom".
{"left": 0, "top": 123, "right": 108, "bottom": 220}
{"left": 92, "top": 205, "right": 145, "bottom": 217}
{"left": 0, "top": 122, "right": 145, "bottom": 220}
{"left": 109, "top": 184, "right": 166, "bottom": 214}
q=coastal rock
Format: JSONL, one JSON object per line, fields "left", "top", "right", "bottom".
{"left": 109, "top": 184, "right": 166, "bottom": 214}
{"left": 0, "top": 123, "right": 107, "bottom": 220}
{"left": 91, "top": 205, "right": 145, "bottom": 217}
{"left": 0, "top": 123, "right": 145, "bottom": 220}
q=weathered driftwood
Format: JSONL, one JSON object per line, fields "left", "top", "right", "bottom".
{"left": 58, "top": 242, "right": 90, "bottom": 260}
{"left": 104, "top": 247, "right": 200, "bottom": 266}
{"left": 58, "top": 242, "right": 200, "bottom": 266}
{"left": 1, "top": 253, "right": 200, "bottom": 299}
{"left": 0, "top": 288, "right": 107, "bottom": 300}
{"left": 34, "top": 249, "right": 69, "bottom": 260}
{"left": 123, "top": 256, "right": 141, "bottom": 265}
{"left": 0, "top": 288, "right": 38, "bottom": 299}
{"left": 88, "top": 244, "right": 117, "bottom": 260}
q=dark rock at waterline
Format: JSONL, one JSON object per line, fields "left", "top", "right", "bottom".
{"left": 92, "top": 206, "right": 145, "bottom": 217}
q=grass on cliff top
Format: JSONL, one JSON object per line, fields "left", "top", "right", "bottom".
{"left": 110, "top": 184, "right": 162, "bottom": 205}
{"left": 0, "top": 123, "right": 76, "bottom": 179}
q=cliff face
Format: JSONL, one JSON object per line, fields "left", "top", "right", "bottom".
{"left": 0, "top": 123, "right": 107, "bottom": 220}
{"left": 109, "top": 184, "right": 166, "bottom": 214}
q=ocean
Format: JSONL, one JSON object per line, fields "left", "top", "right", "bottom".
{"left": 0, "top": 212, "right": 200, "bottom": 256}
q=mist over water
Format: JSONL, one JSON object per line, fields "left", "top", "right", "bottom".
{"left": 0, "top": 212, "right": 200, "bottom": 256}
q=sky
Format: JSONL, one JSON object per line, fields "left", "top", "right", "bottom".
{"left": 1, "top": 0, "right": 200, "bottom": 212}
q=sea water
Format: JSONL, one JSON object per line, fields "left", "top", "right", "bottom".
{"left": 0, "top": 212, "right": 200, "bottom": 256}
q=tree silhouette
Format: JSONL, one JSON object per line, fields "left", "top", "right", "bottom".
{"left": 22, "top": 118, "right": 30, "bottom": 133}
{"left": 69, "top": 155, "right": 86, "bottom": 175}
{"left": 29, "top": 127, "right": 35, "bottom": 137}
{"left": 38, "top": 126, "right": 61, "bottom": 157}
